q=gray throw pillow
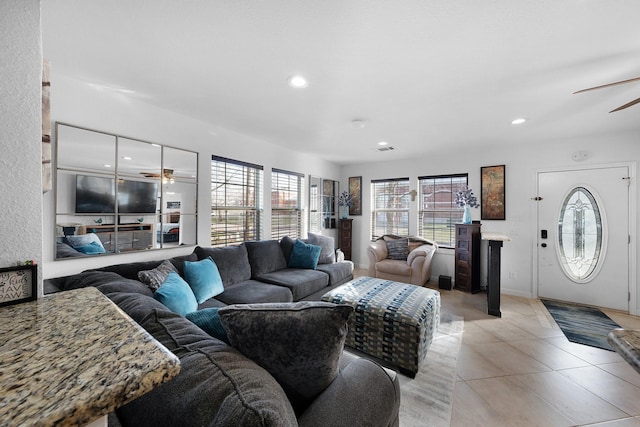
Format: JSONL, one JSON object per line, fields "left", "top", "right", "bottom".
{"left": 218, "top": 301, "right": 353, "bottom": 412}
{"left": 307, "top": 232, "right": 336, "bottom": 264}
{"left": 386, "top": 239, "right": 409, "bottom": 260}
{"left": 138, "top": 259, "right": 179, "bottom": 291}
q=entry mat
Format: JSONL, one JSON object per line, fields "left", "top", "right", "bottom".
{"left": 541, "top": 299, "right": 621, "bottom": 352}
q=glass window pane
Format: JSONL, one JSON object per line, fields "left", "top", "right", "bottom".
{"left": 557, "top": 187, "right": 603, "bottom": 282}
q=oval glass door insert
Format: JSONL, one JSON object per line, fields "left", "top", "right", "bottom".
{"left": 557, "top": 186, "right": 603, "bottom": 282}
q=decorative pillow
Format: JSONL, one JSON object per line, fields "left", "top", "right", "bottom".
{"left": 73, "top": 241, "right": 106, "bottom": 254}
{"left": 288, "top": 239, "right": 322, "bottom": 269}
{"left": 279, "top": 235, "right": 296, "bottom": 263}
{"left": 153, "top": 272, "right": 198, "bottom": 316}
{"left": 186, "top": 308, "right": 229, "bottom": 344}
{"left": 138, "top": 259, "right": 178, "bottom": 291}
{"left": 183, "top": 257, "right": 224, "bottom": 304}
{"left": 386, "top": 239, "right": 409, "bottom": 260}
{"left": 218, "top": 301, "right": 354, "bottom": 412}
{"left": 307, "top": 232, "right": 336, "bottom": 264}
{"left": 65, "top": 233, "right": 106, "bottom": 252}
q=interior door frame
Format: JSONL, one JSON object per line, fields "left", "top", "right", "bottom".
{"left": 532, "top": 161, "right": 637, "bottom": 315}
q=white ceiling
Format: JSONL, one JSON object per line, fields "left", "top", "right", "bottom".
{"left": 42, "top": 0, "right": 640, "bottom": 165}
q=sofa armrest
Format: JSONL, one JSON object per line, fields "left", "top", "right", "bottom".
{"left": 416, "top": 243, "right": 438, "bottom": 284}
{"left": 407, "top": 243, "right": 432, "bottom": 264}
{"left": 368, "top": 241, "right": 388, "bottom": 262}
{"left": 298, "top": 357, "right": 400, "bottom": 427}
{"left": 367, "top": 240, "right": 388, "bottom": 277}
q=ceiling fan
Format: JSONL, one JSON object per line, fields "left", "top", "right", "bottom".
{"left": 574, "top": 76, "right": 640, "bottom": 113}
{"left": 141, "top": 169, "right": 177, "bottom": 183}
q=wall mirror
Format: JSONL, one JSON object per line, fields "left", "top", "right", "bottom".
{"left": 55, "top": 123, "right": 198, "bottom": 259}
{"left": 309, "top": 176, "right": 338, "bottom": 233}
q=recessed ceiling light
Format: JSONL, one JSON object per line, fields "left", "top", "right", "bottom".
{"left": 288, "top": 75, "right": 308, "bottom": 88}
{"left": 378, "top": 141, "right": 388, "bottom": 146}
{"left": 351, "top": 119, "right": 367, "bottom": 129}
{"left": 511, "top": 118, "right": 527, "bottom": 125}
{"left": 122, "top": 156, "right": 132, "bottom": 160}
{"left": 104, "top": 164, "right": 112, "bottom": 168}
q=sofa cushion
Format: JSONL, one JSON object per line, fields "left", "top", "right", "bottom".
{"left": 183, "top": 257, "right": 224, "bottom": 303}
{"left": 194, "top": 244, "right": 252, "bottom": 286}
{"left": 93, "top": 252, "right": 198, "bottom": 280}
{"left": 245, "top": 240, "right": 288, "bottom": 277}
{"left": 110, "top": 293, "right": 298, "bottom": 427}
{"left": 218, "top": 301, "right": 353, "bottom": 412}
{"left": 186, "top": 308, "right": 229, "bottom": 343}
{"left": 153, "top": 272, "right": 198, "bottom": 316}
{"left": 214, "top": 280, "right": 293, "bottom": 305}
{"left": 307, "top": 232, "right": 336, "bottom": 264}
{"left": 288, "top": 239, "right": 321, "bottom": 269}
{"left": 315, "top": 261, "right": 355, "bottom": 286}
{"left": 256, "top": 269, "right": 329, "bottom": 300}
{"left": 138, "top": 259, "right": 178, "bottom": 291}
{"left": 56, "top": 270, "right": 154, "bottom": 297}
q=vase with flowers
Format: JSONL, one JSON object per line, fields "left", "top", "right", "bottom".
{"left": 455, "top": 185, "right": 479, "bottom": 224}
{"left": 338, "top": 191, "right": 353, "bottom": 219}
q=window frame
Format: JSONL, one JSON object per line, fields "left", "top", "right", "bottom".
{"left": 418, "top": 173, "right": 468, "bottom": 248}
{"left": 271, "top": 168, "right": 304, "bottom": 240}
{"left": 370, "top": 177, "right": 411, "bottom": 240}
{"left": 210, "top": 155, "right": 263, "bottom": 247}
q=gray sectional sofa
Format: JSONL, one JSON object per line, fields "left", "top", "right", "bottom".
{"left": 47, "top": 238, "right": 401, "bottom": 427}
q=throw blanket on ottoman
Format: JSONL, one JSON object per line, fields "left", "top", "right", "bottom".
{"left": 322, "top": 277, "right": 440, "bottom": 377}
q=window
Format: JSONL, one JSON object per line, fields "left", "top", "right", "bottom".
{"left": 271, "top": 168, "right": 304, "bottom": 240}
{"left": 211, "top": 156, "right": 263, "bottom": 247}
{"left": 418, "top": 174, "right": 468, "bottom": 248}
{"left": 371, "top": 178, "right": 410, "bottom": 239}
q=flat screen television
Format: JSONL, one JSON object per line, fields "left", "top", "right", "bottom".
{"left": 117, "top": 179, "right": 159, "bottom": 214}
{"left": 75, "top": 175, "right": 116, "bottom": 213}
{"left": 75, "top": 175, "right": 158, "bottom": 214}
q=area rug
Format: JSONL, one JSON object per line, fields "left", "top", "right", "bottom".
{"left": 397, "top": 311, "right": 464, "bottom": 427}
{"left": 541, "top": 299, "right": 621, "bottom": 351}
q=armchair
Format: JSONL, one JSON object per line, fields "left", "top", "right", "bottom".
{"left": 367, "top": 235, "right": 438, "bottom": 286}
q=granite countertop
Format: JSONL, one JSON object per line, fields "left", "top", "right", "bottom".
{"left": 0, "top": 287, "right": 180, "bottom": 426}
{"left": 608, "top": 329, "right": 640, "bottom": 375}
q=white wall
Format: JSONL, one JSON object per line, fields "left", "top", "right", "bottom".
{"left": 0, "top": 1, "right": 43, "bottom": 294}
{"left": 44, "top": 74, "right": 341, "bottom": 278}
{"left": 341, "top": 131, "right": 639, "bottom": 305}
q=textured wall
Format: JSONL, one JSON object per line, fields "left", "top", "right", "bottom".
{"left": 0, "top": 0, "right": 43, "bottom": 292}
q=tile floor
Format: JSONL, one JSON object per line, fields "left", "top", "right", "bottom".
{"left": 430, "top": 285, "right": 640, "bottom": 427}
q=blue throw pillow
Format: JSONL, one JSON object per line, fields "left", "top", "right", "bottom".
{"left": 184, "top": 257, "right": 224, "bottom": 304}
{"left": 288, "top": 239, "right": 322, "bottom": 269}
{"left": 73, "top": 241, "right": 106, "bottom": 254}
{"left": 153, "top": 272, "right": 198, "bottom": 316}
{"left": 186, "top": 308, "right": 229, "bottom": 344}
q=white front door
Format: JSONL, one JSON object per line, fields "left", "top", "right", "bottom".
{"left": 537, "top": 166, "right": 630, "bottom": 311}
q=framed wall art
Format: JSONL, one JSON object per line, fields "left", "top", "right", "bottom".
{"left": 0, "top": 264, "right": 37, "bottom": 307}
{"left": 481, "top": 165, "right": 506, "bottom": 220}
{"left": 348, "top": 176, "right": 362, "bottom": 216}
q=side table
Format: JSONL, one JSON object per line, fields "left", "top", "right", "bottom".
{"left": 482, "top": 232, "right": 511, "bottom": 317}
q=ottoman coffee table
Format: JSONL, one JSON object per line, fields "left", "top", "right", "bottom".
{"left": 322, "top": 276, "right": 440, "bottom": 377}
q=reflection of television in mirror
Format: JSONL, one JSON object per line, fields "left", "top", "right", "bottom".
{"left": 75, "top": 175, "right": 158, "bottom": 214}
{"left": 75, "top": 175, "right": 116, "bottom": 213}
{"left": 117, "top": 179, "right": 158, "bottom": 214}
